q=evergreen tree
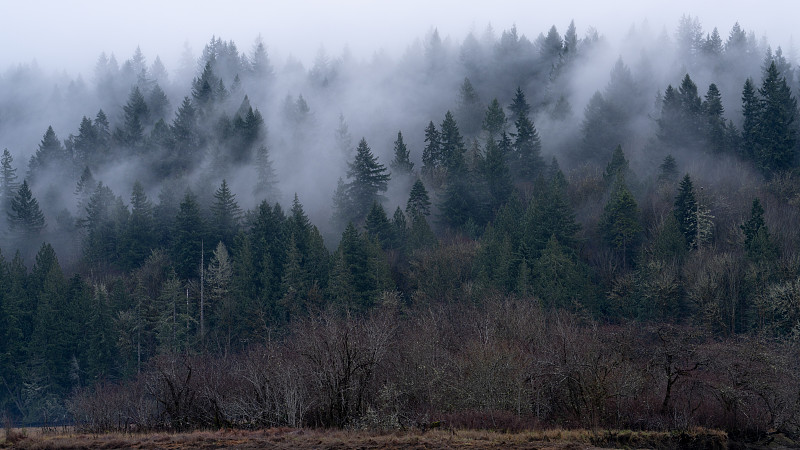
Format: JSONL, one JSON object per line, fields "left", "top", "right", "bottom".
{"left": 116, "top": 86, "right": 149, "bottom": 149}
{"left": 254, "top": 144, "right": 278, "bottom": 200}
{"left": 510, "top": 88, "right": 544, "bottom": 181}
{"left": 483, "top": 136, "right": 513, "bottom": 211}
{"left": 657, "top": 155, "right": 679, "bottom": 184}
{"left": 0, "top": 148, "right": 19, "bottom": 208}
{"left": 741, "top": 78, "right": 760, "bottom": 160}
{"left": 83, "top": 182, "right": 128, "bottom": 269}
{"left": 703, "top": 83, "right": 726, "bottom": 153}
{"left": 456, "top": 77, "right": 483, "bottom": 136}
{"left": 125, "top": 181, "right": 155, "bottom": 269}
{"left": 674, "top": 174, "right": 698, "bottom": 249}
{"left": 389, "top": 131, "right": 413, "bottom": 175}
{"left": 599, "top": 177, "right": 642, "bottom": 267}
{"left": 210, "top": 179, "right": 242, "bottom": 248}
{"left": 172, "top": 190, "right": 207, "bottom": 279}
{"left": 7, "top": 180, "right": 46, "bottom": 236}
{"left": 28, "top": 126, "right": 66, "bottom": 180}
{"left": 741, "top": 198, "right": 777, "bottom": 261}
{"left": 421, "top": 121, "right": 441, "bottom": 178}
{"left": 406, "top": 178, "right": 432, "bottom": 219}
{"left": 603, "top": 144, "right": 630, "bottom": 184}
{"left": 364, "top": 202, "right": 392, "bottom": 249}
{"left": 344, "top": 138, "right": 391, "bottom": 222}
{"left": 439, "top": 111, "right": 467, "bottom": 174}
{"left": 482, "top": 98, "right": 507, "bottom": 142}
{"left": 755, "top": 61, "right": 797, "bottom": 174}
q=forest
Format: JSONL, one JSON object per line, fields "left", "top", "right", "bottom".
{"left": 1, "top": 15, "right": 800, "bottom": 439}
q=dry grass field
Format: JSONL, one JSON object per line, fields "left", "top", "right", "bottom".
{"left": 0, "top": 426, "right": 740, "bottom": 449}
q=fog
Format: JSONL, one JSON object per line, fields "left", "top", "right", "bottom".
{"left": 0, "top": 0, "right": 798, "bottom": 262}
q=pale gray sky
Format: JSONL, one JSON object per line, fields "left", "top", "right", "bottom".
{"left": 0, "top": 0, "right": 796, "bottom": 75}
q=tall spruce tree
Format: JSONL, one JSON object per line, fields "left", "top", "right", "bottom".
{"left": 674, "top": 174, "right": 698, "bottom": 249}
{"left": 389, "top": 131, "right": 413, "bottom": 175}
{"left": 7, "top": 180, "right": 46, "bottom": 236}
{"left": 344, "top": 138, "right": 391, "bottom": 222}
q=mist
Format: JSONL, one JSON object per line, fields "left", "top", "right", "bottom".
{"left": 0, "top": 1, "right": 797, "bottom": 264}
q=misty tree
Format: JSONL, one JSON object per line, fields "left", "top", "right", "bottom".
{"left": 365, "top": 202, "right": 392, "bottom": 250}
{"left": 603, "top": 145, "right": 630, "bottom": 184}
{"left": 389, "top": 131, "right": 413, "bottom": 176}
{"left": 71, "top": 117, "right": 99, "bottom": 169}
{"left": 439, "top": 111, "right": 467, "bottom": 174}
{"left": 192, "top": 61, "right": 225, "bottom": 117}
{"left": 147, "top": 84, "right": 170, "bottom": 124}
{"left": 339, "top": 138, "right": 391, "bottom": 223}
{"left": 510, "top": 88, "right": 544, "bottom": 181}
{"left": 125, "top": 181, "right": 155, "bottom": 270}
{"left": 254, "top": 144, "right": 278, "bottom": 200}
{"left": 421, "top": 121, "right": 441, "bottom": 180}
{"left": 482, "top": 98, "right": 507, "bottom": 143}
{"left": 406, "top": 178, "right": 431, "bottom": 219}
{"left": 7, "top": 180, "right": 46, "bottom": 236}
{"left": 170, "top": 97, "right": 201, "bottom": 173}
{"left": 657, "top": 155, "right": 679, "bottom": 185}
{"left": 335, "top": 113, "right": 353, "bottom": 160}
{"left": 674, "top": 174, "right": 698, "bottom": 249}
{"left": 703, "top": 83, "right": 726, "bottom": 153}
{"left": 456, "top": 77, "right": 483, "bottom": 136}
{"left": 1, "top": 148, "right": 19, "bottom": 208}
{"left": 74, "top": 166, "right": 96, "bottom": 219}
{"left": 28, "top": 126, "right": 67, "bottom": 181}
{"left": 741, "top": 198, "right": 777, "bottom": 261}
{"left": 172, "top": 190, "right": 207, "bottom": 280}
{"left": 483, "top": 135, "right": 513, "bottom": 212}
{"left": 210, "top": 179, "right": 242, "bottom": 249}
{"left": 754, "top": 61, "right": 797, "bottom": 174}
{"left": 599, "top": 176, "right": 642, "bottom": 268}
{"left": 83, "top": 182, "right": 128, "bottom": 269}
{"left": 115, "top": 86, "right": 149, "bottom": 150}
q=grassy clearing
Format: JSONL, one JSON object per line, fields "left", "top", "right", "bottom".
{"left": 0, "top": 426, "right": 738, "bottom": 449}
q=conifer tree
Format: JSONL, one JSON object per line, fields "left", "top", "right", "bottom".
{"left": 482, "top": 98, "right": 507, "bottom": 142}
{"left": 0, "top": 148, "right": 19, "bottom": 208}
{"left": 344, "top": 138, "right": 390, "bottom": 222}
{"left": 421, "top": 121, "right": 441, "bottom": 177}
{"left": 599, "top": 177, "right": 642, "bottom": 267}
{"left": 125, "top": 181, "right": 155, "bottom": 269}
{"left": 755, "top": 61, "right": 797, "bottom": 174}
{"left": 674, "top": 174, "right": 698, "bottom": 249}
{"left": 172, "top": 190, "right": 206, "bottom": 279}
{"left": 7, "top": 180, "right": 46, "bottom": 236}
{"left": 389, "top": 131, "right": 414, "bottom": 175}
{"left": 603, "top": 144, "right": 629, "bottom": 184}
{"left": 210, "top": 179, "right": 242, "bottom": 248}
{"left": 406, "top": 178, "right": 432, "bottom": 219}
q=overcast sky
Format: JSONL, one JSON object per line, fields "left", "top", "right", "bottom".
{"left": 1, "top": 0, "right": 796, "bottom": 75}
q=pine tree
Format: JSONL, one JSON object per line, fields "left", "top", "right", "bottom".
{"left": 674, "top": 174, "right": 698, "bottom": 249}
{"left": 389, "top": 131, "right": 413, "bottom": 175}
{"left": 603, "top": 145, "right": 629, "bottom": 184}
{"left": 7, "top": 180, "right": 46, "bottom": 236}
{"left": 172, "top": 190, "right": 206, "bottom": 279}
{"left": 0, "top": 148, "right": 19, "bottom": 208}
{"left": 254, "top": 144, "right": 278, "bottom": 200}
{"left": 741, "top": 78, "right": 760, "bottom": 160}
{"left": 657, "top": 155, "right": 679, "bottom": 184}
{"left": 703, "top": 83, "right": 726, "bottom": 153}
{"left": 482, "top": 98, "right": 507, "bottom": 142}
{"left": 740, "top": 198, "right": 776, "bottom": 261}
{"left": 421, "top": 121, "right": 441, "bottom": 178}
{"left": 483, "top": 136, "right": 513, "bottom": 211}
{"left": 125, "top": 181, "right": 155, "bottom": 269}
{"left": 406, "top": 178, "right": 432, "bottom": 219}
{"left": 439, "top": 111, "right": 467, "bottom": 174}
{"left": 755, "top": 61, "right": 797, "bottom": 174}
{"left": 364, "top": 202, "right": 392, "bottom": 249}
{"left": 456, "top": 77, "right": 483, "bottom": 136}
{"left": 28, "top": 126, "right": 66, "bottom": 180}
{"left": 210, "top": 179, "right": 242, "bottom": 248}
{"left": 345, "top": 138, "right": 391, "bottom": 222}
{"left": 599, "top": 177, "right": 642, "bottom": 267}
{"left": 511, "top": 90, "right": 544, "bottom": 181}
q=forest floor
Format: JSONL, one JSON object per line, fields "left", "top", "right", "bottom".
{"left": 2, "top": 425, "right": 792, "bottom": 449}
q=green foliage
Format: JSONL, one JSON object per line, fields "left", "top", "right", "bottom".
{"left": 674, "top": 174, "right": 698, "bottom": 249}
{"left": 389, "top": 131, "right": 413, "bottom": 175}
{"left": 342, "top": 138, "right": 391, "bottom": 223}
{"left": 599, "top": 177, "right": 642, "bottom": 267}
{"left": 7, "top": 180, "right": 46, "bottom": 236}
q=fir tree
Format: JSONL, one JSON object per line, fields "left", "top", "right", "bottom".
{"left": 406, "top": 178, "right": 432, "bottom": 219}
{"left": 210, "top": 179, "right": 242, "bottom": 248}
{"left": 0, "top": 148, "right": 19, "bottom": 208}
{"left": 482, "top": 98, "right": 507, "bottom": 142}
{"left": 344, "top": 138, "right": 391, "bottom": 222}
{"left": 599, "top": 177, "right": 642, "bottom": 267}
{"left": 389, "top": 131, "right": 413, "bottom": 175}
{"left": 7, "top": 180, "right": 46, "bottom": 236}
{"left": 674, "top": 174, "right": 698, "bottom": 249}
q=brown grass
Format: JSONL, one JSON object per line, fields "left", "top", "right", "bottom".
{"left": 0, "top": 426, "right": 735, "bottom": 449}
